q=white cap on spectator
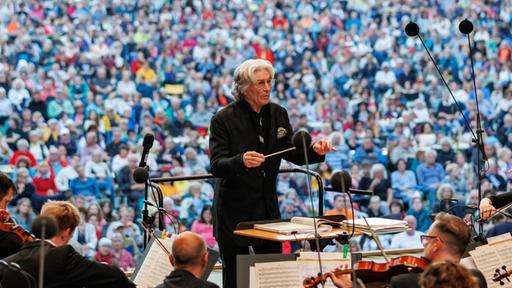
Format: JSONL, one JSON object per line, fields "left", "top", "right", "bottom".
{"left": 98, "top": 237, "right": 112, "bottom": 247}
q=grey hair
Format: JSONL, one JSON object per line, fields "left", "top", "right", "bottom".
{"left": 231, "top": 58, "right": 275, "bottom": 101}
{"left": 370, "top": 163, "right": 388, "bottom": 179}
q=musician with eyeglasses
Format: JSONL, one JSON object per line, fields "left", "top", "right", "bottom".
{"left": 327, "top": 213, "right": 487, "bottom": 288}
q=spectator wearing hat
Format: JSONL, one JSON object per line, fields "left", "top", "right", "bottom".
{"left": 95, "top": 237, "right": 114, "bottom": 265}
{"left": 58, "top": 127, "right": 78, "bottom": 156}
{"left": 9, "top": 139, "right": 36, "bottom": 167}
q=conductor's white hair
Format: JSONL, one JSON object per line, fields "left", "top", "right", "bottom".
{"left": 231, "top": 59, "right": 275, "bottom": 101}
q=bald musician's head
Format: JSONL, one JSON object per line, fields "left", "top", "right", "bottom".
{"left": 170, "top": 231, "right": 208, "bottom": 278}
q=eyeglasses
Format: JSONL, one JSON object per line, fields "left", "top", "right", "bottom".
{"left": 420, "top": 234, "right": 441, "bottom": 246}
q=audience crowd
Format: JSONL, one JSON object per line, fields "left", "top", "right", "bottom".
{"left": 1, "top": 0, "right": 512, "bottom": 269}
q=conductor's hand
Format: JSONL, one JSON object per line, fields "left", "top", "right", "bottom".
{"left": 243, "top": 151, "right": 265, "bottom": 168}
{"left": 479, "top": 198, "right": 497, "bottom": 220}
{"left": 325, "top": 272, "right": 352, "bottom": 288}
{"left": 312, "top": 139, "right": 336, "bottom": 155}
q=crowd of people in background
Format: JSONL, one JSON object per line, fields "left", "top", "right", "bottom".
{"left": 1, "top": 0, "right": 512, "bottom": 271}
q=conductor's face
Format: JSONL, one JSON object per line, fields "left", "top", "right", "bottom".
{"left": 245, "top": 69, "right": 272, "bottom": 112}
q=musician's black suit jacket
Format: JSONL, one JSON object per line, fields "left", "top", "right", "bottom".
{"left": 155, "top": 269, "right": 219, "bottom": 288}
{"left": 209, "top": 100, "right": 324, "bottom": 244}
{"left": 0, "top": 230, "right": 23, "bottom": 259}
{"left": 3, "top": 240, "right": 135, "bottom": 288}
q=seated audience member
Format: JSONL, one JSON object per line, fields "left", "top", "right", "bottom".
{"left": 31, "top": 162, "right": 64, "bottom": 211}
{"left": 191, "top": 205, "right": 218, "bottom": 250}
{"left": 390, "top": 215, "right": 424, "bottom": 249}
{"left": 10, "top": 168, "right": 35, "bottom": 207}
{"left": 419, "top": 261, "right": 478, "bottom": 288}
{"left": 10, "top": 198, "right": 36, "bottom": 232}
{"left": 391, "top": 159, "right": 417, "bottom": 203}
{"left": 95, "top": 237, "right": 114, "bottom": 265}
{"left": 416, "top": 149, "right": 445, "bottom": 205}
{"left": 71, "top": 208, "right": 98, "bottom": 259}
{"left": 69, "top": 166, "right": 99, "bottom": 204}
{"left": 3, "top": 201, "right": 135, "bottom": 288}
{"left": 325, "top": 194, "right": 354, "bottom": 219}
{"left": 156, "top": 231, "right": 219, "bottom": 288}
{"left": 110, "top": 232, "right": 135, "bottom": 271}
{"left": 432, "top": 183, "right": 465, "bottom": 218}
{"left": 407, "top": 196, "right": 432, "bottom": 232}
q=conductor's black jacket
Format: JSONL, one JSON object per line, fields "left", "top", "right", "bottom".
{"left": 209, "top": 100, "right": 324, "bottom": 243}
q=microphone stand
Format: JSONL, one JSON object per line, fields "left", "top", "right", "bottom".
{"left": 140, "top": 166, "right": 153, "bottom": 250}
{"left": 405, "top": 21, "right": 487, "bottom": 242}
{"left": 460, "top": 19, "right": 488, "bottom": 243}
{"left": 38, "top": 219, "right": 47, "bottom": 288}
{"left": 299, "top": 136, "right": 324, "bottom": 285}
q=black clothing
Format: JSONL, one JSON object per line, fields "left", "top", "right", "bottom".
{"left": 0, "top": 260, "right": 36, "bottom": 288}
{"left": 3, "top": 240, "right": 135, "bottom": 288}
{"left": 155, "top": 268, "right": 219, "bottom": 288}
{"left": 389, "top": 268, "right": 487, "bottom": 288}
{"left": 490, "top": 192, "right": 512, "bottom": 209}
{"left": 0, "top": 230, "right": 23, "bottom": 259}
{"left": 487, "top": 222, "right": 512, "bottom": 238}
{"left": 209, "top": 100, "right": 324, "bottom": 288}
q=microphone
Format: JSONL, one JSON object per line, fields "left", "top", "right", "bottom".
{"left": 133, "top": 166, "right": 149, "bottom": 184}
{"left": 326, "top": 171, "right": 373, "bottom": 196}
{"left": 459, "top": 18, "right": 473, "bottom": 34}
{"left": 292, "top": 130, "right": 312, "bottom": 149}
{"left": 404, "top": 21, "right": 419, "bottom": 37}
{"left": 263, "top": 130, "right": 312, "bottom": 159}
{"left": 139, "top": 133, "right": 155, "bottom": 167}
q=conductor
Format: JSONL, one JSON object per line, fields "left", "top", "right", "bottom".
{"left": 209, "top": 58, "right": 334, "bottom": 288}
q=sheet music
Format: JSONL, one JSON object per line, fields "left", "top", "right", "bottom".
{"left": 133, "top": 236, "right": 175, "bottom": 288}
{"left": 252, "top": 256, "right": 350, "bottom": 288}
{"left": 470, "top": 240, "right": 512, "bottom": 288}
{"left": 487, "top": 232, "right": 512, "bottom": 245}
{"left": 249, "top": 266, "right": 256, "bottom": 288}
{"left": 254, "top": 261, "right": 301, "bottom": 287}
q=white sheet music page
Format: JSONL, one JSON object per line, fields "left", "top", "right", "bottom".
{"left": 254, "top": 261, "right": 301, "bottom": 288}
{"left": 470, "top": 240, "right": 512, "bottom": 288}
{"left": 133, "top": 236, "right": 175, "bottom": 288}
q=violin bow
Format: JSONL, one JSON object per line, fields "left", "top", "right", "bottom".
{"left": 140, "top": 221, "right": 171, "bottom": 257}
{"left": 362, "top": 217, "right": 389, "bottom": 262}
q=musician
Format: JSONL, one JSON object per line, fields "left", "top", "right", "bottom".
{"left": 479, "top": 192, "right": 512, "bottom": 220}
{"left": 209, "top": 58, "right": 333, "bottom": 288}
{"left": 156, "top": 231, "right": 219, "bottom": 288}
{"left": 3, "top": 201, "right": 135, "bottom": 288}
{"left": 0, "top": 172, "right": 23, "bottom": 258}
{"left": 327, "top": 213, "right": 486, "bottom": 288}
{"left": 389, "top": 213, "right": 486, "bottom": 288}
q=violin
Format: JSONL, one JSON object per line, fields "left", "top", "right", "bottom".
{"left": 0, "top": 209, "right": 36, "bottom": 243}
{"left": 303, "top": 255, "right": 430, "bottom": 288}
